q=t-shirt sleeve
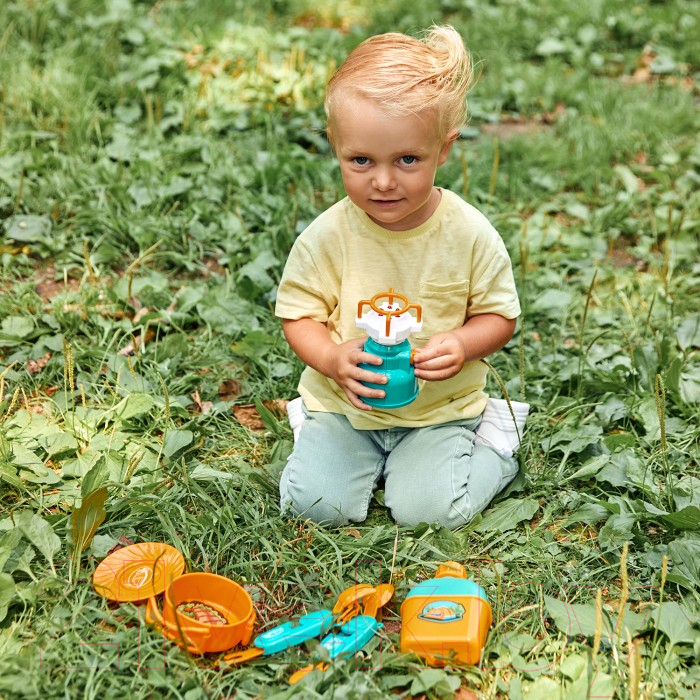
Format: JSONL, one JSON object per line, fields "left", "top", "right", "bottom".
{"left": 467, "top": 224, "right": 521, "bottom": 319}
{"left": 274, "top": 237, "right": 336, "bottom": 322}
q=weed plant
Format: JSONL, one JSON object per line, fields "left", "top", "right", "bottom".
{"left": 0, "top": 0, "right": 699, "bottom": 698}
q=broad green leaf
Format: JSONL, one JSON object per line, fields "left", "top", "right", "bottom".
{"left": 0, "top": 316, "right": 34, "bottom": 340}
{"left": 632, "top": 344, "right": 658, "bottom": 391}
{"left": 14, "top": 511, "right": 61, "bottom": 572}
{"left": 6, "top": 544, "right": 35, "bottom": 579}
{"left": 544, "top": 596, "right": 650, "bottom": 640}
{"left": 544, "top": 596, "right": 599, "bottom": 637}
{"left": 530, "top": 288, "right": 572, "bottom": 318}
{"left": 128, "top": 182, "right": 156, "bottom": 208}
{"left": 598, "top": 513, "right": 636, "bottom": 551}
{"left": 90, "top": 432, "right": 128, "bottom": 451}
{"left": 656, "top": 602, "right": 700, "bottom": 648}
{"left": 6, "top": 442, "right": 43, "bottom": 469}
{"left": 19, "top": 462, "right": 62, "bottom": 485}
{"left": 114, "top": 392, "right": 156, "bottom": 421}
{"left": 558, "top": 651, "right": 619, "bottom": 699}
{"left": 679, "top": 364, "right": 700, "bottom": 404}
{"left": 4, "top": 215, "right": 51, "bottom": 243}
{"left": 39, "top": 431, "right": 79, "bottom": 458}
{"left": 525, "top": 677, "right": 560, "bottom": 697}
{"left": 667, "top": 537, "right": 700, "bottom": 589}
{"left": 104, "top": 129, "right": 134, "bottom": 161}
{"left": 564, "top": 454, "right": 608, "bottom": 482}
{"left": 594, "top": 395, "right": 627, "bottom": 426}
{"left": 656, "top": 505, "right": 700, "bottom": 531}
{"left": 672, "top": 476, "right": 700, "bottom": 510}
{"left": 237, "top": 249, "right": 278, "bottom": 290}
{"left": 90, "top": 534, "right": 119, "bottom": 559}
{"left": 71, "top": 487, "right": 108, "bottom": 579}
{"left": 614, "top": 164, "right": 640, "bottom": 194}
{"left": 159, "top": 175, "right": 192, "bottom": 198}
{"left": 196, "top": 287, "right": 260, "bottom": 336}
{"left": 162, "top": 429, "right": 194, "bottom": 459}
{"left": 379, "top": 674, "right": 414, "bottom": 692}
{"left": 595, "top": 450, "right": 648, "bottom": 488}
{"left": 543, "top": 424, "right": 602, "bottom": 455}
{"left": 0, "top": 463, "right": 22, "bottom": 488}
{"left": 0, "top": 529, "right": 23, "bottom": 570}
{"left": 81, "top": 457, "right": 111, "bottom": 496}
{"left": 472, "top": 498, "right": 539, "bottom": 533}
{"left": 0, "top": 573, "right": 15, "bottom": 622}
{"left": 410, "top": 668, "right": 461, "bottom": 696}
{"left": 636, "top": 397, "right": 662, "bottom": 441}
{"left": 676, "top": 313, "right": 700, "bottom": 350}
{"left": 535, "top": 37, "right": 568, "bottom": 56}
{"left": 650, "top": 53, "right": 677, "bottom": 74}
{"left": 61, "top": 450, "right": 102, "bottom": 479}
{"left": 231, "top": 330, "right": 279, "bottom": 364}
{"left": 190, "top": 465, "right": 238, "bottom": 481}
{"left": 566, "top": 668, "right": 618, "bottom": 700}
{"left": 564, "top": 501, "right": 610, "bottom": 526}
{"left": 559, "top": 653, "right": 586, "bottom": 680}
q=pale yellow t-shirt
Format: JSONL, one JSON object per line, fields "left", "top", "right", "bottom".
{"left": 274, "top": 189, "right": 521, "bottom": 430}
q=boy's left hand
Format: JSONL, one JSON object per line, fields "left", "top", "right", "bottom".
{"left": 412, "top": 332, "right": 466, "bottom": 381}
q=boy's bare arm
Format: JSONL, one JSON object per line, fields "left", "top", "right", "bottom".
{"left": 413, "top": 313, "right": 516, "bottom": 381}
{"left": 282, "top": 317, "right": 388, "bottom": 410}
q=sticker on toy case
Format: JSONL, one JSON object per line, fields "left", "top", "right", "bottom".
{"left": 418, "top": 600, "right": 465, "bottom": 623}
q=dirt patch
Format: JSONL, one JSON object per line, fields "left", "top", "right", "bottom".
{"left": 607, "top": 247, "right": 648, "bottom": 270}
{"left": 480, "top": 121, "right": 548, "bottom": 140}
{"left": 479, "top": 104, "right": 564, "bottom": 141}
{"left": 34, "top": 266, "right": 81, "bottom": 300}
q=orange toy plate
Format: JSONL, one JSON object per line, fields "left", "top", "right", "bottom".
{"left": 93, "top": 542, "right": 185, "bottom": 602}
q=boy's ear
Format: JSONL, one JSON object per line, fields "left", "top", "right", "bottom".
{"left": 438, "top": 129, "right": 460, "bottom": 165}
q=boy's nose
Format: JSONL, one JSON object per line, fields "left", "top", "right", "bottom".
{"left": 372, "top": 168, "right": 396, "bottom": 191}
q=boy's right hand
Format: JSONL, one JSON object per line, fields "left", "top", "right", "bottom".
{"left": 322, "top": 338, "right": 387, "bottom": 410}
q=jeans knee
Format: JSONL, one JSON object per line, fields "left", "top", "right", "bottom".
{"left": 282, "top": 488, "right": 368, "bottom": 528}
{"left": 388, "top": 494, "right": 479, "bottom": 530}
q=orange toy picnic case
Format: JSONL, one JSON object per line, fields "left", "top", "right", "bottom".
{"left": 400, "top": 561, "right": 491, "bottom": 665}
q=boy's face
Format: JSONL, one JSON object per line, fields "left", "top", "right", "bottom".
{"left": 329, "top": 95, "right": 457, "bottom": 231}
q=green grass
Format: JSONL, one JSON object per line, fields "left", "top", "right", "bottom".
{"left": 1, "top": 0, "right": 699, "bottom": 698}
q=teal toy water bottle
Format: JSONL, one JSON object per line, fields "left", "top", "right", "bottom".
{"left": 356, "top": 289, "right": 423, "bottom": 409}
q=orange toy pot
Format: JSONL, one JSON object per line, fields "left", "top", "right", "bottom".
{"left": 146, "top": 572, "right": 255, "bottom": 654}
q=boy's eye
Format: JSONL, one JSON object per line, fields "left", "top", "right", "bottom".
{"left": 353, "top": 157, "right": 369, "bottom": 165}
{"left": 400, "top": 155, "right": 417, "bottom": 165}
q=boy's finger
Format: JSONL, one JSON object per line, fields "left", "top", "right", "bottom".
{"left": 415, "top": 356, "right": 456, "bottom": 373}
{"left": 414, "top": 350, "right": 446, "bottom": 366}
{"left": 359, "top": 351, "right": 383, "bottom": 366}
{"left": 356, "top": 369, "right": 388, "bottom": 386}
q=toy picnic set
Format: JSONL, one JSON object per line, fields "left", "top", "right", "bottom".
{"left": 93, "top": 542, "right": 492, "bottom": 678}
{"left": 92, "top": 290, "right": 492, "bottom": 677}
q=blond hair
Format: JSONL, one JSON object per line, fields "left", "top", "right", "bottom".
{"left": 325, "top": 25, "right": 475, "bottom": 139}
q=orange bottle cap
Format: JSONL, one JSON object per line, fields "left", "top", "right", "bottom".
{"left": 435, "top": 561, "right": 467, "bottom": 579}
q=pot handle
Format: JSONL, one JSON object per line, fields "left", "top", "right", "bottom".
{"left": 241, "top": 613, "right": 255, "bottom": 647}
{"left": 146, "top": 596, "right": 164, "bottom": 627}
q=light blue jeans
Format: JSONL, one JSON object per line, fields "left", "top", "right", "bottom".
{"left": 279, "top": 404, "right": 518, "bottom": 530}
